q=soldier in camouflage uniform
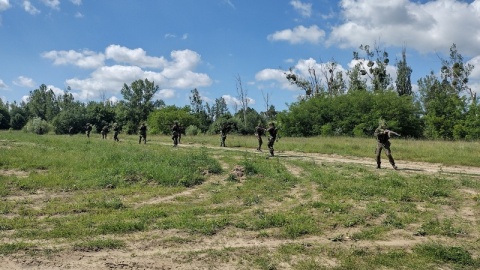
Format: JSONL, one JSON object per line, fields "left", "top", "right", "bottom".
{"left": 171, "top": 121, "right": 180, "bottom": 147}
{"left": 113, "top": 123, "right": 120, "bottom": 142}
{"left": 374, "top": 122, "right": 399, "bottom": 170}
{"left": 101, "top": 125, "right": 109, "bottom": 139}
{"left": 255, "top": 122, "right": 265, "bottom": 151}
{"left": 139, "top": 123, "right": 147, "bottom": 144}
{"left": 220, "top": 124, "right": 228, "bottom": 147}
{"left": 266, "top": 122, "right": 278, "bottom": 157}
{"left": 85, "top": 123, "right": 92, "bottom": 138}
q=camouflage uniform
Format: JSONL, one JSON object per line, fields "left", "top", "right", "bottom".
{"left": 266, "top": 123, "right": 278, "bottom": 157}
{"left": 139, "top": 124, "right": 147, "bottom": 144}
{"left": 101, "top": 126, "right": 109, "bottom": 139}
{"left": 374, "top": 125, "right": 398, "bottom": 170}
{"left": 255, "top": 124, "right": 265, "bottom": 151}
{"left": 171, "top": 122, "right": 180, "bottom": 147}
{"left": 113, "top": 124, "right": 120, "bottom": 142}
{"left": 220, "top": 128, "right": 227, "bottom": 147}
{"left": 85, "top": 124, "right": 92, "bottom": 138}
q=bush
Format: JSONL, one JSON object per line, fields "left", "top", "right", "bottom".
{"left": 185, "top": 125, "right": 200, "bottom": 136}
{"left": 23, "top": 117, "right": 51, "bottom": 134}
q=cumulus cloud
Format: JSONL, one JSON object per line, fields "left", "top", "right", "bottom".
{"left": 0, "top": 79, "right": 7, "bottom": 88}
{"left": 0, "top": 0, "right": 11, "bottom": 11}
{"left": 222, "top": 94, "right": 255, "bottom": 107}
{"left": 42, "top": 49, "right": 105, "bottom": 69}
{"left": 156, "top": 89, "right": 175, "bottom": 99}
{"left": 74, "top": 12, "right": 83, "bottom": 18}
{"left": 13, "top": 76, "right": 36, "bottom": 88}
{"left": 290, "top": 0, "right": 312, "bottom": 17}
{"left": 328, "top": 0, "right": 480, "bottom": 56}
{"left": 23, "top": 0, "right": 40, "bottom": 15}
{"left": 105, "top": 45, "right": 167, "bottom": 68}
{"left": 42, "top": 45, "right": 213, "bottom": 101}
{"left": 70, "top": 0, "right": 81, "bottom": 5}
{"left": 267, "top": 25, "right": 325, "bottom": 44}
{"left": 42, "top": 0, "right": 60, "bottom": 10}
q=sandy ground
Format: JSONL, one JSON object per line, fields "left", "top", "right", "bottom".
{"left": 2, "top": 143, "right": 479, "bottom": 269}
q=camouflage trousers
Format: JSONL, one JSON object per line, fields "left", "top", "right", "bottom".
{"left": 375, "top": 142, "right": 395, "bottom": 167}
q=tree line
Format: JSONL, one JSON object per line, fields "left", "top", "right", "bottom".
{"left": 0, "top": 43, "right": 478, "bottom": 140}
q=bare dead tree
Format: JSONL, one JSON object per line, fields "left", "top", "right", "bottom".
{"left": 235, "top": 75, "right": 248, "bottom": 128}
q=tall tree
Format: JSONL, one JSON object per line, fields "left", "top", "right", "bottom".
{"left": 354, "top": 44, "right": 392, "bottom": 92}
{"left": 120, "top": 78, "right": 159, "bottom": 133}
{"left": 26, "top": 84, "right": 59, "bottom": 121}
{"left": 439, "top": 43, "right": 475, "bottom": 102}
{"left": 235, "top": 75, "right": 249, "bottom": 129}
{"left": 395, "top": 48, "right": 413, "bottom": 96}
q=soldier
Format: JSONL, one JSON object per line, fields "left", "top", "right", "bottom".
{"left": 68, "top": 126, "right": 74, "bottom": 136}
{"left": 266, "top": 122, "right": 278, "bottom": 157}
{"left": 101, "top": 125, "right": 109, "bottom": 139}
{"left": 255, "top": 122, "right": 265, "bottom": 151}
{"left": 220, "top": 124, "right": 228, "bottom": 147}
{"left": 374, "top": 121, "right": 400, "bottom": 170}
{"left": 139, "top": 123, "right": 147, "bottom": 144}
{"left": 171, "top": 121, "right": 180, "bottom": 147}
{"left": 113, "top": 123, "right": 120, "bottom": 142}
{"left": 178, "top": 123, "right": 184, "bottom": 144}
{"left": 85, "top": 123, "right": 92, "bottom": 138}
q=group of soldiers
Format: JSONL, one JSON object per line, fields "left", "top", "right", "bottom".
{"left": 82, "top": 120, "right": 399, "bottom": 169}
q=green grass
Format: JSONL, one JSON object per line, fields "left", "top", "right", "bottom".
{"left": 0, "top": 130, "right": 479, "bottom": 269}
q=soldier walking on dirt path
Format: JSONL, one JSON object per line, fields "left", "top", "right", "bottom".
{"left": 266, "top": 122, "right": 278, "bottom": 157}
{"left": 255, "top": 122, "right": 265, "bottom": 151}
{"left": 374, "top": 121, "right": 400, "bottom": 170}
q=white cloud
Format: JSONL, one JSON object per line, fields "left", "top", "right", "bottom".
{"left": 290, "top": 0, "right": 312, "bottom": 17}
{"left": 328, "top": 0, "right": 480, "bottom": 56}
{"left": 41, "top": 49, "right": 105, "bottom": 69}
{"left": 47, "top": 45, "right": 213, "bottom": 101}
{"left": 0, "top": 0, "right": 11, "bottom": 11}
{"left": 267, "top": 25, "right": 325, "bottom": 44}
{"left": 156, "top": 89, "right": 175, "bottom": 99}
{"left": 13, "top": 76, "right": 36, "bottom": 88}
{"left": 74, "top": 12, "right": 83, "bottom": 18}
{"left": 105, "top": 45, "right": 167, "bottom": 68}
{"left": 23, "top": 0, "right": 40, "bottom": 15}
{"left": 42, "top": 0, "right": 60, "bottom": 10}
{"left": 0, "top": 79, "right": 7, "bottom": 88}
{"left": 468, "top": 55, "right": 480, "bottom": 79}
{"left": 70, "top": 0, "right": 81, "bottom": 5}
{"left": 221, "top": 94, "right": 255, "bottom": 106}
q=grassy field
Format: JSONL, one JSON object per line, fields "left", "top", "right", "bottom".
{"left": 0, "top": 131, "right": 479, "bottom": 269}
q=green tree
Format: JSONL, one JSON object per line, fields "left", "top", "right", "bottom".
{"left": 439, "top": 43, "right": 475, "bottom": 102}
{"left": 234, "top": 107, "right": 264, "bottom": 135}
{"left": 189, "top": 88, "right": 211, "bottom": 132}
{"left": 354, "top": 44, "right": 392, "bottom": 92}
{"left": 395, "top": 48, "right": 413, "bottom": 96}
{"left": 120, "top": 78, "right": 159, "bottom": 134}
{"left": 347, "top": 63, "right": 368, "bottom": 92}
{"left": 418, "top": 72, "right": 465, "bottom": 139}
{"left": 0, "top": 98, "right": 10, "bottom": 129}
{"left": 26, "top": 84, "right": 59, "bottom": 121}
{"left": 148, "top": 105, "right": 197, "bottom": 135}
{"left": 9, "top": 102, "right": 28, "bottom": 130}
{"left": 86, "top": 101, "right": 116, "bottom": 133}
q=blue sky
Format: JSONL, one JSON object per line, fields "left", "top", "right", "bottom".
{"left": 1, "top": 0, "right": 480, "bottom": 113}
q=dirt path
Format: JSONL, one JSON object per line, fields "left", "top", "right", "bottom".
{"left": 170, "top": 142, "right": 480, "bottom": 177}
